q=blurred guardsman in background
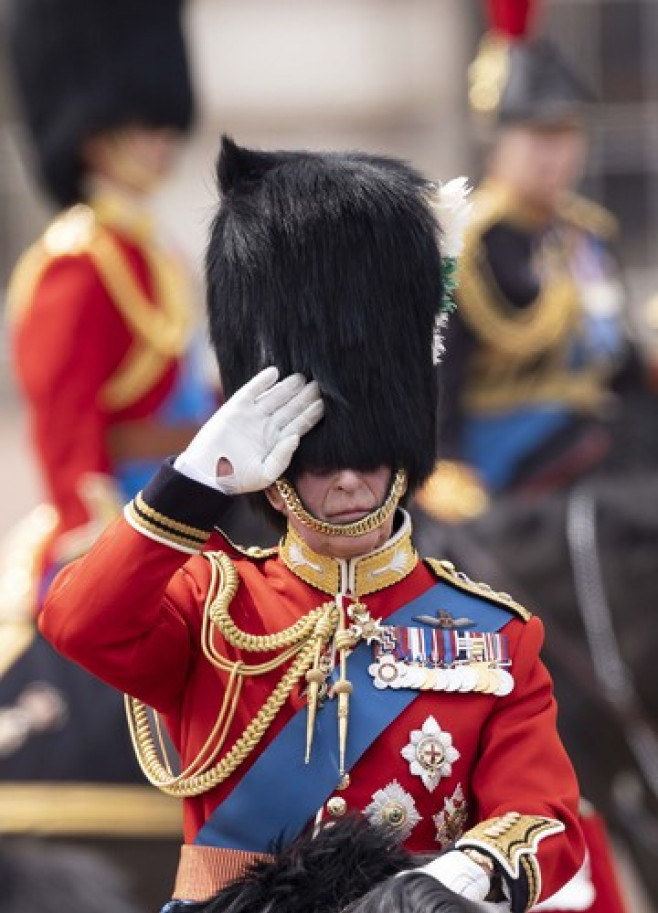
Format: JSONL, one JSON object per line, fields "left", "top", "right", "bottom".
{"left": 4, "top": 0, "right": 214, "bottom": 612}
{"left": 416, "top": 0, "right": 646, "bottom": 526}
{"left": 0, "top": 1, "right": 207, "bottom": 907}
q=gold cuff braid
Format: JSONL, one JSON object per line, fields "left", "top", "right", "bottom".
{"left": 456, "top": 811, "right": 565, "bottom": 910}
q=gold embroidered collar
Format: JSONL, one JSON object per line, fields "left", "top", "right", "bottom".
{"left": 279, "top": 510, "right": 417, "bottom": 598}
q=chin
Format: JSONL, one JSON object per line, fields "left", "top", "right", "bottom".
{"left": 324, "top": 528, "right": 388, "bottom": 559}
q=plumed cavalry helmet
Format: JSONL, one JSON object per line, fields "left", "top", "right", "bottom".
{"left": 469, "top": 0, "right": 592, "bottom": 126}
{"left": 206, "top": 137, "right": 452, "bottom": 494}
{"left": 7, "top": 0, "right": 195, "bottom": 207}
{"left": 497, "top": 39, "right": 592, "bottom": 126}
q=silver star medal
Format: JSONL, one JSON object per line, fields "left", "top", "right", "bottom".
{"left": 363, "top": 779, "right": 422, "bottom": 841}
{"left": 401, "top": 715, "right": 460, "bottom": 793}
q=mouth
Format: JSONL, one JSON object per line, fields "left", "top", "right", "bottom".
{"left": 326, "top": 508, "right": 374, "bottom": 523}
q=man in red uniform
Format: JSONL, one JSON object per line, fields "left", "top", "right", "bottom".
{"left": 4, "top": 0, "right": 213, "bottom": 612}
{"left": 41, "top": 137, "right": 586, "bottom": 912}
{"left": 0, "top": 2, "right": 204, "bottom": 904}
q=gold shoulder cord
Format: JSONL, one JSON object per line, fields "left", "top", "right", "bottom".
{"left": 125, "top": 552, "right": 339, "bottom": 797}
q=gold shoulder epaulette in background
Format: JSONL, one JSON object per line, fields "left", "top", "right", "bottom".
{"left": 463, "top": 181, "right": 513, "bottom": 237}
{"left": 464, "top": 180, "right": 549, "bottom": 238}
{"left": 425, "top": 557, "right": 531, "bottom": 622}
{"left": 559, "top": 193, "right": 618, "bottom": 239}
{"left": 6, "top": 205, "right": 98, "bottom": 325}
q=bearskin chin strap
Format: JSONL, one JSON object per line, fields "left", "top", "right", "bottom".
{"left": 275, "top": 469, "right": 407, "bottom": 538}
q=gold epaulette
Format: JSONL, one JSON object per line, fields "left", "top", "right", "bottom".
{"left": 457, "top": 812, "right": 565, "bottom": 910}
{"left": 6, "top": 205, "right": 98, "bottom": 325}
{"left": 425, "top": 557, "right": 531, "bottom": 622}
{"left": 559, "top": 193, "right": 618, "bottom": 239}
{"left": 8, "top": 203, "right": 193, "bottom": 411}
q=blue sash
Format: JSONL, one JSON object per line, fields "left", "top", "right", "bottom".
{"left": 195, "top": 580, "right": 512, "bottom": 852}
{"left": 464, "top": 406, "right": 569, "bottom": 491}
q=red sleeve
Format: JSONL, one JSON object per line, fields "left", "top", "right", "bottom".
{"left": 39, "top": 517, "right": 210, "bottom": 712}
{"left": 471, "top": 616, "right": 585, "bottom": 901}
{"left": 11, "top": 254, "right": 128, "bottom": 532}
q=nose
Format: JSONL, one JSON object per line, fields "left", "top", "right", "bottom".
{"left": 333, "top": 469, "right": 364, "bottom": 491}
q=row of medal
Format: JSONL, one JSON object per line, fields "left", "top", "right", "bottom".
{"left": 367, "top": 627, "right": 514, "bottom": 697}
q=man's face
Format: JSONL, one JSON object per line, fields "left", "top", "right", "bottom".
{"left": 82, "top": 125, "right": 182, "bottom": 195}
{"left": 492, "top": 122, "right": 588, "bottom": 210}
{"left": 269, "top": 466, "right": 395, "bottom": 559}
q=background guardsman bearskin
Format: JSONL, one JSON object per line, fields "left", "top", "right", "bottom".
{"left": 206, "top": 137, "right": 445, "bottom": 492}
{"left": 8, "top": 0, "right": 195, "bottom": 207}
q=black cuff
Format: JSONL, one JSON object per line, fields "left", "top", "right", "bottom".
{"left": 125, "top": 458, "right": 233, "bottom": 553}
{"left": 141, "top": 458, "right": 232, "bottom": 530}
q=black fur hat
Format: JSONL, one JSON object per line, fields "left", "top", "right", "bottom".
{"left": 8, "top": 0, "right": 195, "bottom": 207}
{"left": 201, "top": 817, "right": 413, "bottom": 913}
{"left": 206, "top": 137, "right": 446, "bottom": 492}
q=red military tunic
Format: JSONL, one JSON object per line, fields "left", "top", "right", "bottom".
{"left": 41, "top": 463, "right": 586, "bottom": 911}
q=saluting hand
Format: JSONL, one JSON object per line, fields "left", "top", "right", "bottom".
{"left": 174, "top": 367, "right": 324, "bottom": 494}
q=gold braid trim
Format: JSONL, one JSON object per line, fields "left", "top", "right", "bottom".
{"left": 425, "top": 557, "right": 530, "bottom": 621}
{"left": 90, "top": 230, "right": 194, "bottom": 411}
{"left": 457, "top": 251, "right": 580, "bottom": 361}
{"left": 0, "top": 783, "right": 182, "bottom": 837}
{"left": 456, "top": 180, "right": 581, "bottom": 361}
{"left": 559, "top": 193, "right": 618, "bottom": 239}
{"left": 6, "top": 204, "right": 193, "bottom": 412}
{"left": 456, "top": 811, "right": 565, "bottom": 910}
{"left": 88, "top": 229, "right": 191, "bottom": 358}
{"left": 275, "top": 469, "right": 407, "bottom": 538}
{"left": 463, "top": 369, "right": 606, "bottom": 414}
{"left": 127, "top": 492, "right": 209, "bottom": 550}
{"left": 125, "top": 551, "right": 339, "bottom": 797}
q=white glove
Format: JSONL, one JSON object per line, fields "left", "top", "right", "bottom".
{"left": 414, "top": 850, "right": 491, "bottom": 902}
{"left": 174, "top": 367, "right": 324, "bottom": 494}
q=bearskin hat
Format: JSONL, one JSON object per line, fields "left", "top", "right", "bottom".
{"left": 7, "top": 0, "right": 194, "bottom": 207}
{"left": 200, "top": 816, "right": 481, "bottom": 913}
{"left": 201, "top": 816, "right": 413, "bottom": 913}
{"left": 206, "top": 137, "right": 446, "bottom": 492}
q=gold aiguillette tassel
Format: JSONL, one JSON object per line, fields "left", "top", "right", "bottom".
{"left": 305, "top": 663, "right": 325, "bottom": 764}
{"left": 305, "top": 603, "right": 337, "bottom": 764}
{"left": 333, "top": 595, "right": 355, "bottom": 776}
{"left": 334, "top": 676, "right": 352, "bottom": 776}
